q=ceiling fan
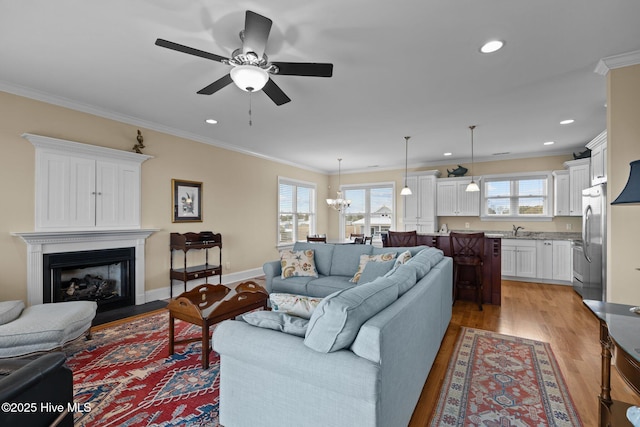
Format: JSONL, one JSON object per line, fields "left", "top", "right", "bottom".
{"left": 155, "top": 10, "right": 333, "bottom": 106}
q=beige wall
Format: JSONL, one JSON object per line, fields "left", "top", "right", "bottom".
{"left": 607, "top": 63, "right": 640, "bottom": 304}
{"left": 0, "top": 91, "right": 329, "bottom": 302}
{"left": 0, "top": 90, "right": 592, "bottom": 304}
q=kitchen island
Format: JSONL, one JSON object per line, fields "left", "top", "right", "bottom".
{"left": 386, "top": 230, "right": 581, "bottom": 306}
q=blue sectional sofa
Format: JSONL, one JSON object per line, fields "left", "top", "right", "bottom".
{"left": 213, "top": 243, "right": 453, "bottom": 427}
{"left": 263, "top": 242, "right": 433, "bottom": 297}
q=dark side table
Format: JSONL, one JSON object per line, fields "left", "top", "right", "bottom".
{"left": 584, "top": 300, "right": 640, "bottom": 427}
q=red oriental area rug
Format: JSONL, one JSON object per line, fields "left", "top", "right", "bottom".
{"left": 431, "top": 327, "right": 582, "bottom": 426}
{"left": 64, "top": 311, "right": 219, "bottom": 426}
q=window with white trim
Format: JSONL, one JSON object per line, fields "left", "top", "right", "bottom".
{"left": 482, "top": 173, "right": 552, "bottom": 219}
{"left": 341, "top": 183, "right": 394, "bottom": 239}
{"left": 278, "top": 177, "right": 317, "bottom": 245}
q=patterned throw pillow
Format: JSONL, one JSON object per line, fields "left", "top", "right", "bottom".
{"left": 280, "top": 249, "right": 318, "bottom": 279}
{"left": 350, "top": 252, "right": 397, "bottom": 283}
{"left": 394, "top": 250, "right": 412, "bottom": 267}
{"left": 270, "top": 293, "right": 323, "bottom": 319}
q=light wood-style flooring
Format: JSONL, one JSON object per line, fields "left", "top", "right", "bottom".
{"left": 409, "top": 280, "right": 640, "bottom": 426}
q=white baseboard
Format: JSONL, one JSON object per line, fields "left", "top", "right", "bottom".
{"left": 142, "top": 267, "right": 264, "bottom": 304}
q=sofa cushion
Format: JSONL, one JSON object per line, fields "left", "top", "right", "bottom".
{"left": 242, "top": 311, "right": 309, "bottom": 337}
{"left": 304, "top": 276, "right": 398, "bottom": 353}
{"left": 330, "top": 244, "right": 373, "bottom": 277}
{"left": 293, "top": 242, "right": 335, "bottom": 276}
{"left": 0, "top": 300, "right": 25, "bottom": 326}
{"left": 359, "top": 260, "right": 396, "bottom": 285}
{"left": 302, "top": 276, "right": 356, "bottom": 298}
{"left": 385, "top": 263, "right": 418, "bottom": 296}
{"left": 280, "top": 249, "right": 318, "bottom": 279}
{"left": 270, "top": 293, "right": 323, "bottom": 319}
{"left": 350, "top": 252, "right": 396, "bottom": 283}
{"left": 371, "top": 245, "right": 428, "bottom": 257}
{"left": 271, "top": 275, "right": 319, "bottom": 295}
{"left": 405, "top": 248, "right": 444, "bottom": 280}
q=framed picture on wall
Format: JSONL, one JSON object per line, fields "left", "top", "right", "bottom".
{"left": 172, "top": 179, "right": 203, "bottom": 222}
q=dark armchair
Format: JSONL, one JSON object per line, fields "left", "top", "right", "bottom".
{"left": 0, "top": 352, "right": 74, "bottom": 427}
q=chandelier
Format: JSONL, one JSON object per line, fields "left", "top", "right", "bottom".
{"left": 326, "top": 158, "right": 351, "bottom": 212}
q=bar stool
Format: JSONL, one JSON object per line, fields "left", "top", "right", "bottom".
{"left": 450, "top": 232, "right": 484, "bottom": 310}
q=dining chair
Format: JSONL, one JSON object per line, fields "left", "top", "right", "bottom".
{"left": 449, "top": 232, "right": 485, "bottom": 310}
{"left": 386, "top": 230, "right": 417, "bottom": 247}
{"left": 307, "top": 236, "right": 327, "bottom": 243}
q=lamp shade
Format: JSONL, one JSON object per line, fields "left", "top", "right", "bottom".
{"left": 230, "top": 65, "right": 269, "bottom": 92}
{"left": 612, "top": 160, "right": 640, "bottom": 204}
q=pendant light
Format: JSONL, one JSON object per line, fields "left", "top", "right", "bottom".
{"left": 401, "top": 136, "right": 413, "bottom": 196}
{"left": 326, "top": 158, "right": 352, "bottom": 212}
{"left": 466, "top": 125, "right": 480, "bottom": 192}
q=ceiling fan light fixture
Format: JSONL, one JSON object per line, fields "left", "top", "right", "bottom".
{"left": 230, "top": 64, "right": 269, "bottom": 92}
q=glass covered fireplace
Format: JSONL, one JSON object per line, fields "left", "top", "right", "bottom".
{"left": 43, "top": 247, "right": 135, "bottom": 311}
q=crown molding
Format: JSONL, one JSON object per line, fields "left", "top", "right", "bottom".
{"left": 595, "top": 49, "right": 640, "bottom": 75}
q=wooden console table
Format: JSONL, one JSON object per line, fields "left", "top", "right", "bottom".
{"left": 584, "top": 300, "right": 640, "bottom": 426}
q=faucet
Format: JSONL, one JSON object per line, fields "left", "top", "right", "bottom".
{"left": 513, "top": 225, "right": 524, "bottom": 236}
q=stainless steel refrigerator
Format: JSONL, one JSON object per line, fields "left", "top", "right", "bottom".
{"left": 574, "top": 183, "right": 607, "bottom": 300}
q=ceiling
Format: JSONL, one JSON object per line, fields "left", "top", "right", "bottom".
{"left": 1, "top": 1, "right": 639, "bottom": 174}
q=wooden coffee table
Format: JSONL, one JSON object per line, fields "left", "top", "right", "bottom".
{"left": 167, "top": 281, "right": 268, "bottom": 368}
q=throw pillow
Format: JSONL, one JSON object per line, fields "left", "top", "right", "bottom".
{"left": 394, "top": 250, "right": 412, "bottom": 267}
{"left": 270, "top": 293, "right": 323, "bottom": 319}
{"left": 350, "top": 252, "right": 397, "bottom": 283}
{"left": 358, "top": 259, "right": 396, "bottom": 285}
{"left": 0, "top": 300, "right": 24, "bottom": 325}
{"left": 304, "top": 276, "right": 398, "bottom": 353}
{"left": 280, "top": 249, "right": 319, "bottom": 279}
{"left": 242, "top": 311, "right": 309, "bottom": 337}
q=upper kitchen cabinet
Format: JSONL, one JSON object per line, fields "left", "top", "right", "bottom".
{"left": 560, "top": 158, "right": 590, "bottom": 217}
{"left": 402, "top": 170, "right": 441, "bottom": 232}
{"left": 23, "top": 133, "right": 152, "bottom": 231}
{"left": 436, "top": 177, "right": 480, "bottom": 216}
{"left": 586, "top": 130, "right": 607, "bottom": 185}
{"left": 552, "top": 170, "right": 570, "bottom": 216}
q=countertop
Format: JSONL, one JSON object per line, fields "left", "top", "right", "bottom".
{"left": 422, "top": 230, "right": 582, "bottom": 241}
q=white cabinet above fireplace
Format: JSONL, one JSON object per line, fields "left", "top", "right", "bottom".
{"left": 23, "top": 133, "right": 152, "bottom": 231}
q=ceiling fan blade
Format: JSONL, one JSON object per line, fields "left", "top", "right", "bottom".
{"left": 271, "top": 62, "right": 333, "bottom": 77}
{"left": 262, "top": 78, "right": 291, "bottom": 106}
{"left": 242, "top": 11, "right": 272, "bottom": 58}
{"left": 155, "top": 38, "right": 228, "bottom": 63}
{"left": 197, "top": 74, "right": 233, "bottom": 95}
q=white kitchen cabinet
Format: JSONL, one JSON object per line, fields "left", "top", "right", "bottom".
{"left": 24, "top": 133, "right": 152, "bottom": 231}
{"left": 403, "top": 170, "right": 440, "bottom": 232}
{"left": 536, "top": 239, "right": 573, "bottom": 283}
{"left": 501, "top": 239, "right": 537, "bottom": 279}
{"left": 552, "top": 240, "right": 572, "bottom": 282}
{"left": 436, "top": 177, "right": 480, "bottom": 216}
{"left": 586, "top": 130, "right": 607, "bottom": 185}
{"left": 563, "top": 159, "right": 590, "bottom": 217}
{"left": 552, "top": 170, "right": 570, "bottom": 216}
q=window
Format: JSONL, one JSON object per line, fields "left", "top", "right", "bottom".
{"left": 278, "top": 178, "right": 317, "bottom": 245}
{"left": 341, "top": 183, "right": 394, "bottom": 239}
{"left": 482, "top": 172, "right": 552, "bottom": 220}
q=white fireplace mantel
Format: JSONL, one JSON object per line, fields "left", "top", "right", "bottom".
{"left": 12, "top": 229, "right": 158, "bottom": 306}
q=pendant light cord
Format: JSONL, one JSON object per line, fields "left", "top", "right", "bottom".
{"left": 469, "top": 125, "right": 475, "bottom": 180}
{"left": 404, "top": 136, "right": 410, "bottom": 186}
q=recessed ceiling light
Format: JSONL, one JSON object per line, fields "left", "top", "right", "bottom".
{"left": 560, "top": 119, "right": 575, "bottom": 125}
{"left": 444, "top": 152, "right": 453, "bottom": 156}
{"left": 480, "top": 40, "right": 504, "bottom": 54}
{"left": 544, "top": 141, "right": 555, "bottom": 145}
{"left": 205, "top": 118, "right": 218, "bottom": 124}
